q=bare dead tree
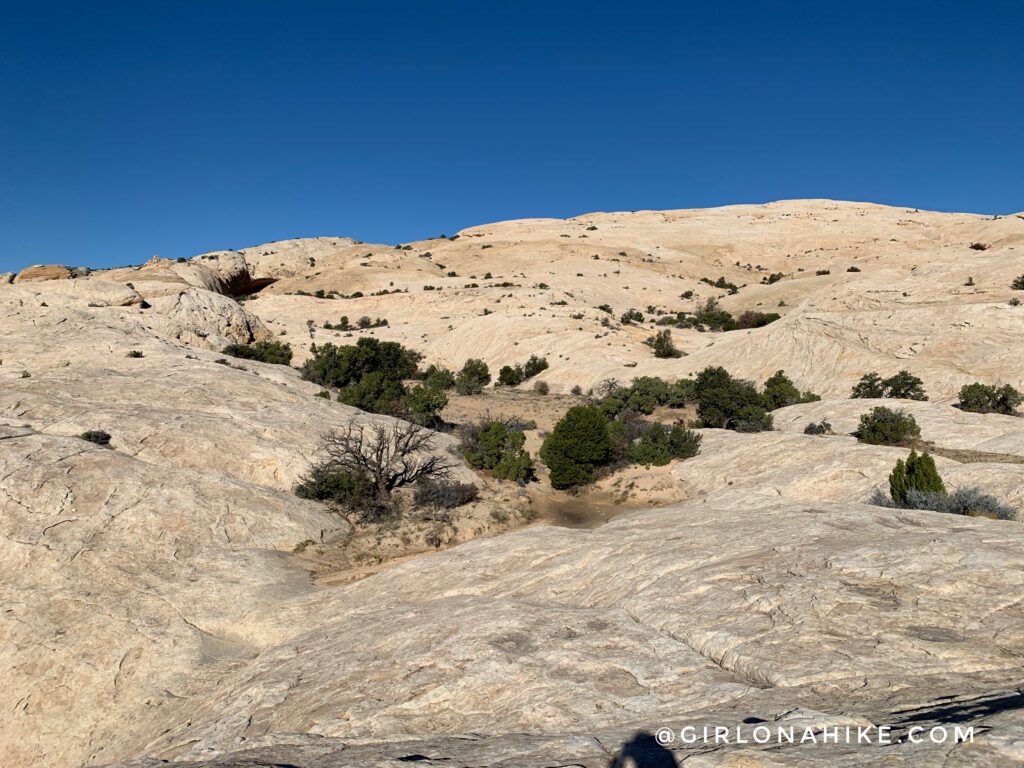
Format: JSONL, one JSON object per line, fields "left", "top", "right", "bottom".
{"left": 319, "top": 419, "right": 455, "bottom": 501}
{"left": 595, "top": 378, "right": 622, "bottom": 399}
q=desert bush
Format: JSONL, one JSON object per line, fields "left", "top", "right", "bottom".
{"left": 850, "top": 372, "right": 885, "bottom": 398}
{"left": 497, "top": 365, "right": 524, "bottom": 386}
{"left": 80, "top": 430, "right": 112, "bottom": 446}
{"left": 222, "top": 340, "right": 293, "bottom": 365}
{"left": 646, "top": 329, "right": 682, "bottom": 358}
{"left": 690, "top": 298, "right": 737, "bottom": 331}
{"left": 957, "top": 383, "right": 1023, "bottom": 415}
{"left": 870, "top": 483, "right": 1016, "bottom": 521}
{"left": 700, "top": 276, "right": 739, "bottom": 293}
{"left": 522, "top": 355, "right": 548, "bottom": 379}
{"left": 620, "top": 308, "right": 644, "bottom": 324}
{"left": 302, "top": 338, "right": 420, "bottom": 390}
{"left": 324, "top": 316, "right": 350, "bottom": 330}
{"left": 735, "top": 310, "right": 780, "bottom": 329}
{"left": 883, "top": 370, "right": 928, "bottom": 400}
{"left": 854, "top": 406, "right": 920, "bottom": 445}
{"left": 295, "top": 463, "right": 376, "bottom": 510}
{"left": 126, "top": 350, "right": 144, "bottom": 358}
{"left": 455, "top": 359, "right": 491, "bottom": 394}
{"left": 461, "top": 418, "right": 535, "bottom": 482}
{"left": 692, "top": 366, "right": 772, "bottom": 432}
{"left": 904, "top": 487, "right": 1014, "bottom": 520}
{"left": 597, "top": 376, "right": 690, "bottom": 417}
{"left": 803, "top": 419, "right": 832, "bottom": 435}
{"left": 422, "top": 364, "right": 456, "bottom": 390}
{"left": 495, "top": 355, "right": 548, "bottom": 388}
{"left": 540, "top": 405, "right": 613, "bottom": 488}
{"left": 404, "top": 384, "right": 449, "bottom": 427}
{"left": 570, "top": 384, "right": 583, "bottom": 396}
{"left": 762, "top": 370, "right": 820, "bottom": 410}
{"left": 851, "top": 370, "right": 927, "bottom": 400}
{"left": 888, "top": 449, "right": 945, "bottom": 504}
{"left": 413, "top": 479, "right": 479, "bottom": 509}
{"left": 628, "top": 422, "right": 702, "bottom": 466}
{"left": 533, "top": 380, "right": 550, "bottom": 395}
{"left": 336, "top": 370, "right": 406, "bottom": 414}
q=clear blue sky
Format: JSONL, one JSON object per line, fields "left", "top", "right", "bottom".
{"left": 2, "top": 1, "right": 1022, "bottom": 272}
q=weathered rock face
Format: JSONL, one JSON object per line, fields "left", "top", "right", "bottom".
{"left": 0, "top": 427, "right": 345, "bottom": 768}
{"left": 13, "top": 263, "right": 77, "bottom": 281}
{"left": 102, "top": 494, "right": 1024, "bottom": 767}
{"left": 2, "top": 201, "right": 1024, "bottom": 768}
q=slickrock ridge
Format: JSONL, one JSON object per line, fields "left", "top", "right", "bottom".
{"left": 1, "top": 200, "right": 1023, "bottom": 767}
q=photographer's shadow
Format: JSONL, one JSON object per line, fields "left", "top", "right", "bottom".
{"left": 608, "top": 731, "right": 678, "bottom": 767}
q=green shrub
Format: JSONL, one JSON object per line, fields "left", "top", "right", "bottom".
{"left": 498, "top": 365, "right": 525, "bottom": 386}
{"left": 413, "top": 480, "right": 478, "bottom": 509}
{"left": 405, "top": 384, "right": 448, "bottom": 426}
{"left": 422, "top": 364, "right": 456, "bottom": 390}
{"left": 700, "top": 276, "right": 739, "bottom": 293}
{"left": 735, "top": 310, "right": 780, "bottom": 329}
{"left": 126, "top": 350, "right": 144, "bottom": 358}
{"left": 804, "top": 419, "right": 832, "bottom": 435}
{"left": 324, "top": 316, "right": 351, "bottom": 330}
{"left": 628, "top": 422, "right": 702, "bottom": 466}
{"left": 851, "top": 370, "right": 927, "bottom": 400}
{"left": 222, "top": 340, "right": 293, "bottom": 365}
{"left": 692, "top": 366, "right": 773, "bottom": 432}
{"left": 888, "top": 449, "right": 945, "bottom": 505}
{"left": 883, "top": 370, "right": 928, "bottom": 400}
{"left": 295, "top": 464, "right": 376, "bottom": 512}
{"left": 301, "top": 339, "right": 420, "bottom": 389}
{"left": 850, "top": 372, "right": 885, "bottom": 398}
{"left": 957, "top": 383, "right": 1023, "bottom": 415}
{"left": 620, "top": 308, "right": 644, "bottom": 324}
{"left": 336, "top": 370, "right": 406, "bottom": 414}
{"left": 455, "top": 359, "right": 491, "bottom": 394}
{"left": 540, "top": 405, "right": 613, "bottom": 488}
{"left": 461, "top": 419, "right": 535, "bottom": 482}
{"left": 1012, "top": 275, "right": 1024, "bottom": 290}
{"left": 646, "top": 329, "right": 682, "bottom": 358}
{"left": 533, "top": 380, "right": 550, "bottom": 395}
{"left": 690, "top": 298, "right": 737, "bottom": 331}
{"left": 762, "top": 370, "right": 820, "bottom": 410}
{"left": 855, "top": 406, "right": 921, "bottom": 445}
{"left": 522, "top": 355, "right": 549, "bottom": 379}
{"left": 595, "top": 376, "right": 692, "bottom": 418}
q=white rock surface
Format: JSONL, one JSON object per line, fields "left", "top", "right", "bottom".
{"left": 2, "top": 200, "right": 1024, "bottom": 768}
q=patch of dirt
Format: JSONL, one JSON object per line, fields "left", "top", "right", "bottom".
{"left": 918, "top": 442, "right": 1024, "bottom": 465}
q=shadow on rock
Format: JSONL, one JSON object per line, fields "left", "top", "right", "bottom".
{"left": 608, "top": 731, "right": 678, "bottom": 767}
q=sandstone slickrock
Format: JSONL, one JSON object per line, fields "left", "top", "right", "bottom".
{"left": 104, "top": 494, "right": 1024, "bottom": 767}
{"left": 2, "top": 200, "right": 1023, "bottom": 768}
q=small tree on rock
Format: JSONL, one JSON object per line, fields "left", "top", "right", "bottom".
{"left": 455, "top": 359, "right": 491, "bottom": 394}
{"left": 889, "top": 449, "right": 946, "bottom": 505}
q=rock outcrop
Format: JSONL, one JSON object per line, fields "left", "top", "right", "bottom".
{"left": 2, "top": 200, "right": 1023, "bottom": 768}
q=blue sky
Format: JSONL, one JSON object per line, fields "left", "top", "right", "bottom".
{"left": 1, "top": 1, "right": 1022, "bottom": 272}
